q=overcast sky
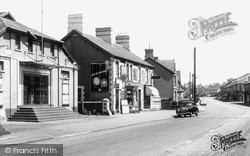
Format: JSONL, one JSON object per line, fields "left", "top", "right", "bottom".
{"left": 2, "top": 0, "right": 249, "bottom": 85}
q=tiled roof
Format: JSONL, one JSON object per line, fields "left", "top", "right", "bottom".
{"left": 157, "top": 60, "right": 175, "bottom": 72}
{"left": 62, "top": 30, "right": 153, "bottom": 68}
{"left": 0, "top": 16, "right": 62, "bottom": 43}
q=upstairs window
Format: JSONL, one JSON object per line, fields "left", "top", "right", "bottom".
{"left": 15, "top": 34, "right": 21, "bottom": 50}
{"left": 28, "top": 37, "right": 33, "bottom": 52}
{"left": 0, "top": 61, "right": 3, "bottom": 71}
{"left": 40, "top": 41, "right": 44, "bottom": 55}
{"left": 50, "top": 43, "right": 55, "bottom": 57}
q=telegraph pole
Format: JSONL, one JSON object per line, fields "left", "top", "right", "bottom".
{"left": 193, "top": 47, "right": 197, "bottom": 103}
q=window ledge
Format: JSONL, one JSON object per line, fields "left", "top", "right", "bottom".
{"left": 26, "top": 51, "right": 34, "bottom": 55}
{"left": 39, "top": 54, "right": 45, "bottom": 57}
{"left": 14, "top": 49, "right": 21, "bottom": 52}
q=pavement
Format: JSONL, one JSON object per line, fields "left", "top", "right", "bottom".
{"left": 0, "top": 106, "right": 206, "bottom": 146}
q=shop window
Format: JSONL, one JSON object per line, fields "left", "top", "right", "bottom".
{"left": 28, "top": 37, "right": 33, "bottom": 52}
{"left": 15, "top": 34, "right": 21, "bottom": 50}
{"left": 61, "top": 70, "right": 70, "bottom": 79}
{"left": 91, "top": 61, "right": 109, "bottom": 91}
{"left": 130, "top": 65, "right": 132, "bottom": 80}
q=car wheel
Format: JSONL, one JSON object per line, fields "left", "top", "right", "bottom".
{"left": 190, "top": 113, "right": 192, "bottom": 117}
{"left": 184, "top": 114, "right": 186, "bottom": 117}
{"left": 196, "top": 113, "right": 198, "bottom": 116}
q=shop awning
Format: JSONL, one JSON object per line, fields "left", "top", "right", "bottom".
{"left": 145, "top": 86, "right": 160, "bottom": 96}
{"left": 20, "top": 61, "right": 57, "bottom": 69}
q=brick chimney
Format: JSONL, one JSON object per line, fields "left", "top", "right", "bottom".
{"left": 145, "top": 49, "right": 154, "bottom": 59}
{"left": 96, "top": 27, "right": 112, "bottom": 44}
{"left": 68, "top": 14, "right": 83, "bottom": 33}
{"left": 115, "top": 34, "right": 130, "bottom": 51}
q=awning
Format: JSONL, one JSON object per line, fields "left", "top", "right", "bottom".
{"left": 145, "top": 86, "right": 160, "bottom": 96}
{"left": 20, "top": 61, "right": 57, "bottom": 69}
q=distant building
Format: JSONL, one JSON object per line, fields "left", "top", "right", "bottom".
{"left": 144, "top": 49, "right": 182, "bottom": 108}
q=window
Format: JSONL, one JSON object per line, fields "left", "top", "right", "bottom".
{"left": 15, "top": 34, "right": 21, "bottom": 50}
{"left": 0, "top": 61, "right": 3, "bottom": 71}
{"left": 40, "top": 41, "right": 44, "bottom": 55}
{"left": 28, "top": 37, "right": 33, "bottom": 52}
{"left": 130, "top": 65, "right": 132, "bottom": 80}
{"left": 139, "top": 67, "right": 141, "bottom": 82}
{"left": 50, "top": 43, "right": 55, "bottom": 57}
{"left": 146, "top": 69, "right": 148, "bottom": 83}
{"left": 126, "top": 64, "right": 129, "bottom": 80}
{"left": 115, "top": 61, "right": 119, "bottom": 78}
{"left": 61, "top": 71, "right": 70, "bottom": 105}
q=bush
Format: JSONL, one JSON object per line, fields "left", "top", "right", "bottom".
{"left": 0, "top": 124, "right": 10, "bottom": 136}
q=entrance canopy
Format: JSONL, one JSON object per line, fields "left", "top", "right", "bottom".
{"left": 20, "top": 61, "right": 57, "bottom": 69}
{"left": 145, "top": 86, "right": 160, "bottom": 96}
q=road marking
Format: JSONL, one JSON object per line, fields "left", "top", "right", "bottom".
{"left": 185, "top": 140, "right": 193, "bottom": 144}
{"left": 54, "top": 131, "right": 90, "bottom": 139}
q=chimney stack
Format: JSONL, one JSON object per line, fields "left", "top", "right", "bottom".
{"left": 116, "top": 34, "right": 130, "bottom": 51}
{"left": 96, "top": 27, "right": 112, "bottom": 44}
{"left": 68, "top": 14, "right": 83, "bottom": 33}
{"left": 145, "top": 49, "right": 154, "bottom": 59}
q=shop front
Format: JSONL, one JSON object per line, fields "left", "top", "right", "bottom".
{"left": 145, "top": 85, "right": 161, "bottom": 110}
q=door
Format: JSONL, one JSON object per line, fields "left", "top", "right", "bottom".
{"left": 116, "top": 89, "right": 120, "bottom": 113}
{"left": 138, "top": 89, "right": 141, "bottom": 110}
{"left": 78, "top": 86, "right": 85, "bottom": 113}
{"left": 24, "top": 75, "right": 48, "bottom": 105}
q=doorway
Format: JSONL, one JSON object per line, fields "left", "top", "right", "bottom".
{"left": 116, "top": 89, "right": 120, "bottom": 113}
{"left": 24, "top": 75, "right": 48, "bottom": 105}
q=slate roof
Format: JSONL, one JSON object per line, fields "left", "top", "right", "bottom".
{"left": 157, "top": 60, "right": 176, "bottom": 73}
{"left": 62, "top": 30, "right": 154, "bottom": 68}
{"left": 0, "top": 14, "right": 62, "bottom": 43}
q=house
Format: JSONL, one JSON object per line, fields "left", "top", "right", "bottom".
{"left": 0, "top": 12, "right": 78, "bottom": 121}
{"left": 144, "top": 48, "right": 182, "bottom": 108}
{"left": 62, "top": 25, "right": 161, "bottom": 114}
{"left": 223, "top": 74, "right": 250, "bottom": 101}
{"left": 244, "top": 79, "right": 250, "bottom": 104}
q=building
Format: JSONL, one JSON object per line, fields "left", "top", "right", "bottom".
{"left": 62, "top": 26, "right": 161, "bottom": 114}
{"left": 221, "top": 74, "right": 250, "bottom": 101}
{"left": 0, "top": 12, "right": 78, "bottom": 121}
{"left": 244, "top": 79, "right": 250, "bottom": 104}
{"left": 144, "top": 49, "right": 182, "bottom": 108}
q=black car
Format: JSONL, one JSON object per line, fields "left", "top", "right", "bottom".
{"left": 176, "top": 100, "right": 199, "bottom": 117}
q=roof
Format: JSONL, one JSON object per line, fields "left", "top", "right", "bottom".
{"left": 157, "top": 60, "right": 175, "bottom": 72}
{"left": 0, "top": 12, "right": 16, "bottom": 21}
{"left": 0, "top": 15, "right": 62, "bottom": 43}
{"left": 145, "top": 57, "right": 175, "bottom": 74}
{"left": 62, "top": 30, "right": 153, "bottom": 68}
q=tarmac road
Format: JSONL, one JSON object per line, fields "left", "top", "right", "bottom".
{"left": 31, "top": 97, "right": 250, "bottom": 156}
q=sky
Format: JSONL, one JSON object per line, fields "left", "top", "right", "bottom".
{"left": 2, "top": 0, "right": 250, "bottom": 85}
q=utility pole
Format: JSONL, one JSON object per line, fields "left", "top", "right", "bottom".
{"left": 189, "top": 72, "right": 191, "bottom": 99}
{"left": 193, "top": 47, "right": 197, "bottom": 103}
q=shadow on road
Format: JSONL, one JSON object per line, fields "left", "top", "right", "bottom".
{"left": 230, "top": 102, "right": 250, "bottom": 107}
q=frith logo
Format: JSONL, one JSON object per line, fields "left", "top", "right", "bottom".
{"left": 210, "top": 131, "right": 247, "bottom": 152}
{"left": 188, "top": 13, "right": 237, "bottom": 41}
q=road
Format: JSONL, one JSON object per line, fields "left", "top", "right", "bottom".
{"left": 33, "top": 97, "right": 249, "bottom": 156}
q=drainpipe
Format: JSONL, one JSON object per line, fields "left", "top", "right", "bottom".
{"left": 57, "top": 47, "right": 60, "bottom": 107}
{"left": 73, "top": 65, "right": 75, "bottom": 111}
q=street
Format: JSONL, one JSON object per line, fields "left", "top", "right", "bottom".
{"left": 31, "top": 97, "right": 250, "bottom": 156}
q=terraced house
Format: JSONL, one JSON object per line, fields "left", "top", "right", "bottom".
{"left": 62, "top": 17, "right": 161, "bottom": 114}
{"left": 0, "top": 12, "right": 78, "bottom": 122}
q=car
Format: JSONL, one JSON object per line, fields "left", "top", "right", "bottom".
{"left": 200, "top": 99, "right": 207, "bottom": 106}
{"left": 176, "top": 100, "right": 199, "bottom": 117}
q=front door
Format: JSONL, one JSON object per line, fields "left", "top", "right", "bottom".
{"left": 116, "top": 89, "right": 120, "bottom": 113}
{"left": 24, "top": 75, "right": 48, "bottom": 105}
